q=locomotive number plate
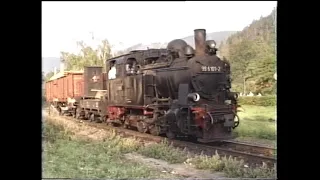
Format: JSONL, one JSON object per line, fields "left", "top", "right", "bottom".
{"left": 201, "top": 66, "right": 221, "bottom": 72}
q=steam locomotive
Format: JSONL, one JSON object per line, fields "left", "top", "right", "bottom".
{"left": 46, "top": 29, "right": 239, "bottom": 143}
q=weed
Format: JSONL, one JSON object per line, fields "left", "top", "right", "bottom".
{"left": 42, "top": 121, "right": 178, "bottom": 179}
{"left": 189, "top": 151, "right": 276, "bottom": 178}
{"left": 43, "top": 117, "right": 276, "bottom": 179}
{"left": 138, "top": 140, "right": 188, "bottom": 164}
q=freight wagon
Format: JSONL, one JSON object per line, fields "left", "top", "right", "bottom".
{"left": 45, "top": 67, "right": 106, "bottom": 115}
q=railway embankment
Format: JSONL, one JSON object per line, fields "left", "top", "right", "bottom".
{"left": 42, "top": 110, "right": 276, "bottom": 179}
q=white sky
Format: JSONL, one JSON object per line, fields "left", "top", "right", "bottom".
{"left": 42, "top": 1, "right": 277, "bottom": 57}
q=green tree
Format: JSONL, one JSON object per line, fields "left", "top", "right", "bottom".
{"left": 219, "top": 9, "right": 276, "bottom": 95}
{"left": 61, "top": 39, "right": 113, "bottom": 71}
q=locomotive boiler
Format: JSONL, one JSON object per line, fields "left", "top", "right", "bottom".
{"left": 68, "top": 29, "right": 239, "bottom": 143}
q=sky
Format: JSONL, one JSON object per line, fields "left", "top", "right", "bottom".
{"left": 42, "top": 1, "right": 277, "bottom": 58}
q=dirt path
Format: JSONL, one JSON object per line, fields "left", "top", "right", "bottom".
{"left": 124, "top": 153, "right": 225, "bottom": 179}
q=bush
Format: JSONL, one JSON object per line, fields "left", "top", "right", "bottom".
{"left": 238, "top": 96, "right": 276, "bottom": 106}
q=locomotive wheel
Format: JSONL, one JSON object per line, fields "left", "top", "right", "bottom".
{"left": 187, "top": 135, "right": 198, "bottom": 142}
{"left": 137, "top": 122, "right": 148, "bottom": 133}
{"left": 149, "top": 126, "right": 161, "bottom": 136}
{"left": 166, "top": 131, "right": 176, "bottom": 139}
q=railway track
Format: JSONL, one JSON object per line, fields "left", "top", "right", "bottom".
{"left": 216, "top": 140, "right": 276, "bottom": 157}
{"left": 43, "top": 108, "right": 277, "bottom": 167}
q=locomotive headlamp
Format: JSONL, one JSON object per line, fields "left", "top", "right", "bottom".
{"left": 188, "top": 93, "right": 201, "bottom": 102}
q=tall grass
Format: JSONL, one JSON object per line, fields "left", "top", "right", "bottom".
{"left": 42, "top": 121, "right": 179, "bottom": 179}
{"left": 43, "top": 115, "right": 276, "bottom": 179}
{"left": 235, "top": 105, "right": 276, "bottom": 140}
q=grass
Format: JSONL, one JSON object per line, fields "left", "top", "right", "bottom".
{"left": 43, "top": 115, "right": 276, "bottom": 179}
{"left": 138, "top": 142, "right": 276, "bottom": 178}
{"left": 190, "top": 152, "right": 276, "bottom": 178}
{"left": 235, "top": 105, "right": 276, "bottom": 141}
{"left": 138, "top": 140, "right": 189, "bottom": 164}
{"left": 42, "top": 121, "right": 179, "bottom": 179}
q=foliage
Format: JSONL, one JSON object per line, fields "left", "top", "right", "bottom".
{"left": 220, "top": 9, "right": 277, "bottom": 95}
{"left": 190, "top": 152, "right": 276, "bottom": 178}
{"left": 238, "top": 96, "right": 276, "bottom": 106}
{"left": 60, "top": 39, "right": 113, "bottom": 71}
{"left": 138, "top": 140, "right": 189, "bottom": 164}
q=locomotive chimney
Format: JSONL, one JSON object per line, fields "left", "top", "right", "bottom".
{"left": 194, "top": 29, "right": 206, "bottom": 56}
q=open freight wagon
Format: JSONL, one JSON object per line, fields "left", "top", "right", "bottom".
{"left": 45, "top": 66, "right": 106, "bottom": 112}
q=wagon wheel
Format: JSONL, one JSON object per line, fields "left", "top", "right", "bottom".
{"left": 72, "top": 109, "right": 77, "bottom": 118}
{"left": 83, "top": 112, "right": 89, "bottom": 120}
{"left": 58, "top": 108, "right": 63, "bottom": 116}
{"left": 106, "top": 119, "right": 116, "bottom": 126}
{"left": 75, "top": 113, "right": 81, "bottom": 120}
{"left": 76, "top": 108, "right": 83, "bottom": 119}
{"left": 137, "top": 122, "right": 148, "bottom": 133}
{"left": 95, "top": 116, "right": 103, "bottom": 123}
{"left": 89, "top": 114, "right": 95, "bottom": 122}
{"left": 149, "top": 125, "right": 161, "bottom": 136}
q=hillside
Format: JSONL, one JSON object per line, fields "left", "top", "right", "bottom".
{"left": 115, "top": 31, "right": 236, "bottom": 55}
{"left": 219, "top": 9, "right": 276, "bottom": 95}
{"left": 42, "top": 57, "right": 60, "bottom": 74}
{"left": 42, "top": 31, "right": 236, "bottom": 72}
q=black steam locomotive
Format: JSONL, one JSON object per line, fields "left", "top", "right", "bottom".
{"left": 75, "top": 29, "right": 239, "bottom": 142}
